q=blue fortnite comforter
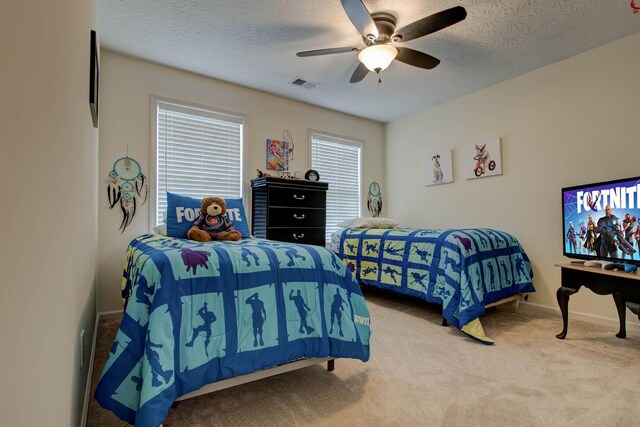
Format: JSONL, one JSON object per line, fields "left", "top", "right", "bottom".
{"left": 337, "top": 228, "right": 534, "bottom": 343}
{"left": 95, "top": 235, "right": 370, "bottom": 427}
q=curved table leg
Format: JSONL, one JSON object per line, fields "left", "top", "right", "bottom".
{"left": 625, "top": 302, "right": 640, "bottom": 319}
{"left": 556, "top": 286, "right": 578, "bottom": 339}
{"left": 613, "top": 293, "right": 627, "bottom": 338}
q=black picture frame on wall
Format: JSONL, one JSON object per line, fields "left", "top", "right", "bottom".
{"left": 89, "top": 30, "right": 99, "bottom": 128}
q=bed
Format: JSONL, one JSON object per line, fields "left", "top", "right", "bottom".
{"left": 332, "top": 227, "right": 535, "bottom": 344}
{"left": 95, "top": 234, "right": 371, "bottom": 427}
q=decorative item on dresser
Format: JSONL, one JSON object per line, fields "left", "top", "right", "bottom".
{"left": 304, "top": 169, "right": 320, "bottom": 181}
{"left": 251, "top": 176, "right": 328, "bottom": 246}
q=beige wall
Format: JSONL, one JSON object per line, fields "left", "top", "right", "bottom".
{"left": 0, "top": 1, "right": 98, "bottom": 426}
{"left": 98, "top": 51, "right": 385, "bottom": 312}
{"left": 385, "top": 33, "right": 640, "bottom": 324}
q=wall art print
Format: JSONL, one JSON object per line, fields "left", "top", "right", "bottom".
{"left": 266, "top": 138, "right": 289, "bottom": 171}
{"left": 89, "top": 30, "right": 99, "bottom": 128}
{"left": 466, "top": 137, "right": 502, "bottom": 180}
{"left": 425, "top": 149, "right": 453, "bottom": 186}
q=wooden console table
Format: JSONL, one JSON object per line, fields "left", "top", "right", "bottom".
{"left": 555, "top": 263, "right": 640, "bottom": 339}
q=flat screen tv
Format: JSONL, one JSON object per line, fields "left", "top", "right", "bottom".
{"left": 562, "top": 176, "right": 640, "bottom": 265}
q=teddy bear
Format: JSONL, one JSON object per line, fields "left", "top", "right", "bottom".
{"left": 187, "top": 197, "right": 242, "bottom": 242}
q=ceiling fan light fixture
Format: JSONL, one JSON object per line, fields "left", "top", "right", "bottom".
{"left": 357, "top": 45, "right": 398, "bottom": 72}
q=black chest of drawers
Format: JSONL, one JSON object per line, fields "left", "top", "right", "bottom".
{"left": 251, "top": 176, "right": 328, "bottom": 246}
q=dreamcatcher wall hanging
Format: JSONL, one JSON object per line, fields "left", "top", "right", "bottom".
{"left": 107, "top": 154, "right": 148, "bottom": 232}
{"left": 367, "top": 181, "right": 383, "bottom": 217}
{"left": 282, "top": 129, "right": 294, "bottom": 161}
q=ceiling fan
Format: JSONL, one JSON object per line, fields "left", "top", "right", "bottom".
{"left": 296, "top": 0, "right": 467, "bottom": 83}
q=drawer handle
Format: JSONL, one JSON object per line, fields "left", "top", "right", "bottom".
{"left": 293, "top": 194, "right": 305, "bottom": 200}
{"left": 293, "top": 233, "right": 305, "bottom": 240}
{"left": 293, "top": 213, "right": 305, "bottom": 220}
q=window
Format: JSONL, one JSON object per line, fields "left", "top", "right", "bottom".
{"left": 153, "top": 98, "right": 244, "bottom": 225}
{"left": 310, "top": 132, "right": 361, "bottom": 242}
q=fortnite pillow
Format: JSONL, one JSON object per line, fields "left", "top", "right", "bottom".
{"left": 224, "top": 199, "right": 251, "bottom": 238}
{"left": 166, "top": 192, "right": 251, "bottom": 238}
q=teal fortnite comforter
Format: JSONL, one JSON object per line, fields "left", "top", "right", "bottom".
{"left": 95, "top": 235, "right": 370, "bottom": 427}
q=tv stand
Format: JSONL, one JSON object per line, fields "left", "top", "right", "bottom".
{"left": 555, "top": 263, "right": 640, "bottom": 339}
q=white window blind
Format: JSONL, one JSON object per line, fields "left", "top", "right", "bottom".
{"left": 155, "top": 100, "right": 243, "bottom": 225}
{"left": 310, "top": 133, "right": 361, "bottom": 243}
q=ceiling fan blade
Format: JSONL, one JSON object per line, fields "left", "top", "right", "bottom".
{"left": 340, "top": 0, "right": 379, "bottom": 40}
{"left": 297, "top": 47, "right": 360, "bottom": 57}
{"left": 349, "top": 62, "right": 369, "bottom": 83}
{"left": 393, "top": 6, "right": 467, "bottom": 42}
{"left": 395, "top": 48, "right": 440, "bottom": 70}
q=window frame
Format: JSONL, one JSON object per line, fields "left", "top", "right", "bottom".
{"left": 149, "top": 95, "right": 246, "bottom": 228}
{"left": 308, "top": 129, "right": 363, "bottom": 242}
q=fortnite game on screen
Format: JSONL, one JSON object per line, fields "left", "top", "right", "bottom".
{"left": 563, "top": 178, "right": 640, "bottom": 261}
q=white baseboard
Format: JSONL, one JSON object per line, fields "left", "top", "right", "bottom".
{"left": 518, "top": 301, "right": 640, "bottom": 332}
{"left": 99, "top": 309, "right": 124, "bottom": 320}
{"left": 81, "top": 309, "right": 124, "bottom": 427}
{"left": 81, "top": 312, "right": 100, "bottom": 427}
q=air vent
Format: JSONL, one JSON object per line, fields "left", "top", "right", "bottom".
{"left": 289, "top": 77, "right": 317, "bottom": 89}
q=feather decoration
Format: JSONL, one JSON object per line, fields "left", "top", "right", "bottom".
{"left": 107, "top": 181, "right": 121, "bottom": 209}
{"left": 367, "top": 196, "right": 382, "bottom": 218}
{"left": 134, "top": 174, "right": 143, "bottom": 195}
{"left": 135, "top": 174, "right": 148, "bottom": 205}
{"left": 119, "top": 197, "right": 137, "bottom": 233}
{"left": 119, "top": 201, "right": 129, "bottom": 232}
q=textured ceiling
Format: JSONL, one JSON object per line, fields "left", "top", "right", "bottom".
{"left": 99, "top": 0, "right": 640, "bottom": 122}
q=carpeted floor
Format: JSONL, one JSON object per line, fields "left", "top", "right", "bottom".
{"left": 88, "top": 288, "right": 640, "bottom": 426}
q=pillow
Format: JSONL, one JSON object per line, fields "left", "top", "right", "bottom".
{"left": 337, "top": 217, "right": 399, "bottom": 229}
{"left": 224, "top": 199, "right": 251, "bottom": 238}
{"left": 166, "top": 192, "right": 251, "bottom": 238}
{"left": 153, "top": 224, "right": 167, "bottom": 236}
